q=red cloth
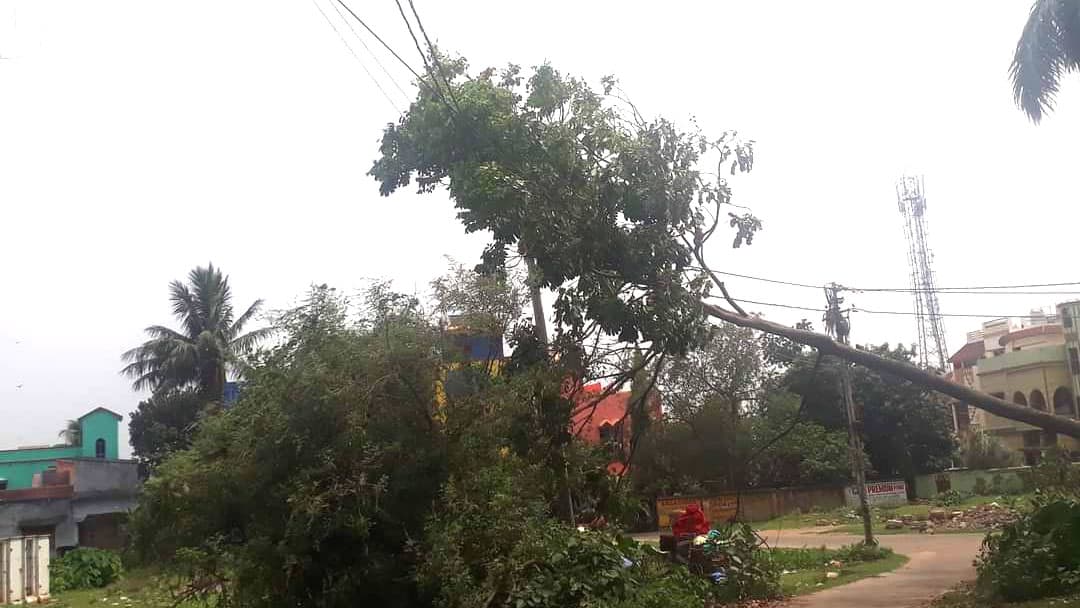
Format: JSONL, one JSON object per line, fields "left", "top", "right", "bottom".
{"left": 672, "top": 503, "right": 710, "bottom": 537}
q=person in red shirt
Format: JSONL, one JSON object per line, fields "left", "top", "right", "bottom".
{"left": 672, "top": 503, "right": 710, "bottom": 538}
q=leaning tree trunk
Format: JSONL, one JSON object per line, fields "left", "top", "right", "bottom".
{"left": 703, "top": 303, "right": 1080, "bottom": 439}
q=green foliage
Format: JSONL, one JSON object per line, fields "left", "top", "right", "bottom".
{"left": 935, "top": 489, "right": 971, "bottom": 507}
{"left": 120, "top": 263, "right": 272, "bottom": 399}
{"left": 768, "top": 544, "right": 892, "bottom": 572}
{"left": 833, "top": 543, "right": 893, "bottom": 564}
{"left": 961, "top": 431, "right": 1020, "bottom": 471}
{"left": 58, "top": 419, "right": 81, "bottom": 446}
{"left": 371, "top": 61, "right": 758, "bottom": 358}
{"left": 130, "top": 285, "right": 447, "bottom": 608}
{"left": 1011, "top": 0, "right": 1080, "bottom": 124}
{"left": 1021, "top": 446, "right": 1080, "bottom": 493}
{"left": 977, "top": 495, "right": 1080, "bottom": 601}
{"left": 700, "top": 522, "right": 781, "bottom": 601}
{"left": 785, "top": 345, "right": 956, "bottom": 479}
{"left": 128, "top": 388, "right": 209, "bottom": 471}
{"left": 50, "top": 548, "right": 123, "bottom": 593}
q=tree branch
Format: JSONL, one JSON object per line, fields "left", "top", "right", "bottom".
{"left": 703, "top": 302, "right": 1080, "bottom": 438}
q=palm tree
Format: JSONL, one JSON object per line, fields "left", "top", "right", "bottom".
{"left": 121, "top": 264, "right": 273, "bottom": 399}
{"left": 1011, "top": 0, "right": 1080, "bottom": 123}
{"left": 58, "top": 419, "right": 80, "bottom": 446}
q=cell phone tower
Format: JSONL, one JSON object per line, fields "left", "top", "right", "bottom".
{"left": 896, "top": 176, "right": 949, "bottom": 371}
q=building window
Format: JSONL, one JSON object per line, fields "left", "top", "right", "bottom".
{"left": 1013, "top": 391, "right": 1028, "bottom": 407}
{"left": 954, "top": 403, "right": 971, "bottom": 431}
{"left": 1030, "top": 390, "right": 1047, "bottom": 412}
{"left": 1065, "top": 309, "right": 1074, "bottom": 329}
{"left": 1054, "top": 387, "right": 1075, "bottom": 417}
{"left": 95, "top": 438, "right": 106, "bottom": 459}
{"left": 1070, "top": 348, "right": 1080, "bottom": 375}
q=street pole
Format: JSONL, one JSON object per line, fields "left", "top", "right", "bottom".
{"left": 825, "top": 284, "right": 875, "bottom": 546}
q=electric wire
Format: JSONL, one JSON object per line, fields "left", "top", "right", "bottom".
{"left": 311, "top": 0, "right": 401, "bottom": 112}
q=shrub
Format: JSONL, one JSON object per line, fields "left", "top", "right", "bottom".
{"left": 700, "top": 523, "right": 781, "bottom": 602}
{"left": 50, "top": 548, "right": 123, "bottom": 592}
{"left": 960, "top": 431, "right": 1019, "bottom": 470}
{"left": 834, "top": 543, "right": 893, "bottom": 563}
{"left": 935, "top": 489, "right": 969, "bottom": 507}
{"left": 1020, "top": 446, "right": 1080, "bottom": 493}
{"left": 976, "top": 495, "right": 1080, "bottom": 601}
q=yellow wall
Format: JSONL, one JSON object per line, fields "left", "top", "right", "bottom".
{"left": 977, "top": 347, "right": 1078, "bottom": 454}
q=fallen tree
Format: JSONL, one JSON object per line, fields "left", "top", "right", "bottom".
{"left": 369, "top": 58, "right": 1080, "bottom": 440}
{"left": 704, "top": 302, "right": 1080, "bottom": 438}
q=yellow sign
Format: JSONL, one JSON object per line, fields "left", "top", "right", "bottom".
{"left": 656, "top": 494, "right": 738, "bottom": 529}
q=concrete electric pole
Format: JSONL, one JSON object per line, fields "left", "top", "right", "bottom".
{"left": 824, "top": 284, "right": 875, "bottom": 546}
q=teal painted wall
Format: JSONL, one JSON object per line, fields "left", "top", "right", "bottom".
{"left": 78, "top": 410, "right": 119, "bottom": 459}
{"left": 0, "top": 409, "right": 120, "bottom": 489}
{"left": 0, "top": 458, "right": 76, "bottom": 489}
{"left": 0, "top": 446, "right": 80, "bottom": 464}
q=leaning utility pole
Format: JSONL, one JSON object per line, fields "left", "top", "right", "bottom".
{"left": 824, "top": 284, "right": 875, "bottom": 546}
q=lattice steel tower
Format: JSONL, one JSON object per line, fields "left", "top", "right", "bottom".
{"left": 896, "top": 176, "right": 949, "bottom": 370}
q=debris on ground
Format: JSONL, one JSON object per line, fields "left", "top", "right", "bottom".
{"left": 884, "top": 502, "right": 1019, "bottom": 532}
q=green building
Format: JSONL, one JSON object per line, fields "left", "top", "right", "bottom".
{"left": 0, "top": 407, "right": 121, "bottom": 490}
{"left": 0, "top": 407, "right": 136, "bottom": 551}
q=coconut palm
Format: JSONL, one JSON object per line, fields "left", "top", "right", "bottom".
{"left": 1011, "top": 0, "right": 1080, "bottom": 123}
{"left": 58, "top": 419, "right": 80, "bottom": 446}
{"left": 121, "top": 264, "right": 272, "bottom": 399}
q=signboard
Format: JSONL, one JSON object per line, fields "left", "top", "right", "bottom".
{"left": 656, "top": 494, "right": 738, "bottom": 529}
{"left": 844, "top": 480, "right": 908, "bottom": 507}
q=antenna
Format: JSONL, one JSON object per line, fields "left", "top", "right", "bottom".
{"left": 896, "top": 176, "right": 949, "bottom": 371}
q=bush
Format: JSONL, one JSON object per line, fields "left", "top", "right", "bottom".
{"left": 976, "top": 495, "right": 1080, "bottom": 601}
{"left": 834, "top": 543, "right": 893, "bottom": 563}
{"left": 960, "top": 431, "right": 1019, "bottom": 470}
{"left": 700, "top": 523, "right": 781, "bottom": 602}
{"left": 50, "top": 548, "right": 123, "bottom": 592}
{"left": 935, "top": 489, "right": 969, "bottom": 507}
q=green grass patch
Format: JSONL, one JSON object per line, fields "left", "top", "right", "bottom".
{"left": 768, "top": 545, "right": 907, "bottom": 597}
{"left": 51, "top": 567, "right": 209, "bottom": 608}
{"left": 931, "top": 583, "right": 1080, "bottom": 608}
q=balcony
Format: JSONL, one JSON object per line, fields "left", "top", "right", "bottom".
{"left": 977, "top": 345, "right": 1066, "bottom": 375}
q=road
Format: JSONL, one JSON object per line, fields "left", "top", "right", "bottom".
{"left": 762, "top": 528, "right": 984, "bottom": 608}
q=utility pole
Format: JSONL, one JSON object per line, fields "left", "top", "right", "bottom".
{"left": 825, "top": 283, "right": 875, "bottom": 546}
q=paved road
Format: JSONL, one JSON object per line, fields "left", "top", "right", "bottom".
{"left": 762, "top": 528, "right": 984, "bottom": 608}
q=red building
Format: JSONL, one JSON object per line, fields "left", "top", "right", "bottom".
{"left": 569, "top": 382, "right": 662, "bottom": 476}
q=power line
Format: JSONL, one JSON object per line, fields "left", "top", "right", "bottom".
{"left": 332, "top": 0, "right": 423, "bottom": 84}
{"left": 709, "top": 268, "right": 1080, "bottom": 295}
{"left": 850, "top": 306, "right": 1060, "bottom": 320}
{"left": 718, "top": 296, "right": 1063, "bottom": 320}
{"left": 327, "top": 0, "right": 411, "bottom": 103}
{"left": 311, "top": 0, "right": 401, "bottom": 112}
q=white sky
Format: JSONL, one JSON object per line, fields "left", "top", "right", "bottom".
{"left": 2, "top": 1, "right": 1078, "bottom": 455}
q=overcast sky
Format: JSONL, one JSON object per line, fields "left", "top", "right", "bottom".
{"left": 2, "top": 1, "right": 1078, "bottom": 455}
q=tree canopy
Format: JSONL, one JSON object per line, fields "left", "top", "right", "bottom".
{"left": 121, "top": 264, "right": 272, "bottom": 399}
{"left": 371, "top": 59, "right": 1080, "bottom": 438}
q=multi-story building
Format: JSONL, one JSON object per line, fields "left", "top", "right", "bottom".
{"left": 949, "top": 309, "right": 1079, "bottom": 464}
{"left": 0, "top": 408, "right": 138, "bottom": 552}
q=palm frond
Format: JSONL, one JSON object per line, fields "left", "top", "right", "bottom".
{"left": 229, "top": 299, "right": 265, "bottom": 339}
{"left": 169, "top": 281, "right": 202, "bottom": 338}
{"left": 228, "top": 325, "right": 276, "bottom": 356}
{"left": 1011, "top": 0, "right": 1078, "bottom": 123}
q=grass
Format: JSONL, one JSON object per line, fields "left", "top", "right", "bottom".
{"left": 931, "top": 583, "right": 1080, "bottom": 608}
{"left": 51, "top": 568, "right": 196, "bottom": 608}
{"left": 769, "top": 545, "right": 908, "bottom": 597}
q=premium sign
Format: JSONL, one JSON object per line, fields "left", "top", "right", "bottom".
{"left": 656, "top": 494, "right": 738, "bottom": 529}
{"left": 844, "top": 480, "right": 908, "bottom": 507}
